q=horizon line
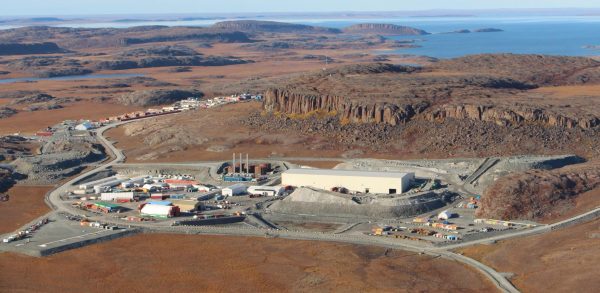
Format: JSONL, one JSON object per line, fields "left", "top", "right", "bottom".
{"left": 3, "top": 7, "right": 600, "bottom": 18}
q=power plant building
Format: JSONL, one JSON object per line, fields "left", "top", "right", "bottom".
{"left": 282, "top": 169, "right": 414, "bottom": 194}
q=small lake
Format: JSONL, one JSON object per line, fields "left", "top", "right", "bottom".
{"left": 0, "top": 73, "right": 145, "bottom": 84}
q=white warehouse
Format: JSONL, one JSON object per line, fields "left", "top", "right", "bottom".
{"left": 282, "top": 169, "right": 414, "bottom": 194}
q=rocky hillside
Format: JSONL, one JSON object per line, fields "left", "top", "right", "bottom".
{"left": 10, "top": 93, "right": 55, "bottom": 105}
{"left": 94, "top": 55, "right": 248, "bottom": 70}
{"left": 0, "top": 42, "right": 65, "bottom": 55}
{"left": 212, "top": 20, "right": 340, "bottom": 34}
{"left": 343, "top": 23, "right": 429, "bottom": 35}
{"left": 118, "top": 89, "right": 203, "bottom": 106}
{"left": 261, "top": 57, "right": 600, "bottom": 130}
{"left": 423, "top": 104, "right": 600, "bottom": 129}
{"left": 0, "top": 26, "right": 252, "bottom": 49}
{"left": 434, "top": 54, "right": 600, "bottom": 86}
{"left": 0, "top": 168, "right": 16, "bottom": 193}
{"left": 477, "top": 162, "right": 600, "bottom": 221}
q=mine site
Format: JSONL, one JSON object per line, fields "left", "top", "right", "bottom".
{"left": 2, "top": 3, "right": 600, "bottom": 293}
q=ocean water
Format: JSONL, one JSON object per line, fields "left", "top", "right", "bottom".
{"left": 2, "top": 16, "right": 600, "bottom": 58}
{"left": 306, "top": 16, "right": 600, "bottom": 58}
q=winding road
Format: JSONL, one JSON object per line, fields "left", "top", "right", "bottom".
{"left": 37, "top": 116, "right": 600, "bottom": 293}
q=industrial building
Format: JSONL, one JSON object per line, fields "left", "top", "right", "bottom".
{"left": 74, "top": 121, "right": 94, "bottom": 131}
{"left": 282, "top": 169, "right": 414, "bottom": 194}
{"left": 169, "top": 199, "right": 204, "bottom": 212}
{"left": 100, "top": 192, "right": 140, "bottom": 201}
{"left": 140, "top": 204, "right": 180, "bottom": 218}
{"left": 247, "top": 185, "right": 283, "bottom": 196}
{"left": 222, "top": 184, "right": 248, "bottom": 196}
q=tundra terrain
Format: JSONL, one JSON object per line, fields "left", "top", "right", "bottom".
{"left": 0, "top": 234, "right": 497, "bottom": 293}
{"left": 1, "top": 20, "right": 600, "bottom": 293}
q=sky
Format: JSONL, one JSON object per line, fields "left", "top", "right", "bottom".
{"left": 1, "top": 0, "right": 600, "bottom": 16}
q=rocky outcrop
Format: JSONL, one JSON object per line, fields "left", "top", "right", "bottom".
{"left": 10, "top": 93, "right": 55, "bottom": 105}
{"left": 118, "top": 89, "right": 203, "bottom": 106}
{"left": 263, "top": 88, "right": 428, "bottom": 126}
{"left": 0, "top": 42, "right": 65, "bottom": 55}
{"left": 424, "top": 104, "right": 600, "bottom": 129}
{"left": 0, "top": 107, "right": 18, "bottom": 119}
{"left": 343, "top": 23, "right": 429, "bottom": 35}
{"left": 264, "top": 89, "right": 600, "bottom": 129}
{"left": 212, "top": 20, "right": 340, "bottom": 34}
{"left": 477, "top": 162, "right": 600, "bottom": 221}
{"left": 0, "top": 168, "right": 16, "bottom": 193}
{"left": 120, "top": 45, "right": 199, "bottom": 57}
{"left": 36, "top": 68, "right": 93, "bottom": 78}
{"left": 435, "top": 54, "right": 600, "bottom": 86}
{"left": 95, "top": 56, "right": 248, "bottom": 70}
{"left": 119, "top": 31, "right": 251, "bottom": 46}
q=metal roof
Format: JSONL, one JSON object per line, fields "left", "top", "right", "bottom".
{"left": 283, "top": 168, "right": 411, "bottom": 178}
{"left": 94, "top": 202, "right": 121, "bottom": 209}
{"left": 147, "top": 201, "right": 172, "bottom": 206}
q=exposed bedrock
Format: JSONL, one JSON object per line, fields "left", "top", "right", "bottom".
{"left": 263, "top": 89, "right": 600, "bottom": 129}
{"left": 424, "top": 104, "right": 600, "bottom": 129}
{"left": 263, "top": 89, "right": 427, "bottom": 126}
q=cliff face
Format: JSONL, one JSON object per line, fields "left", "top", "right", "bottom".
{"left": 263, "top": 89, "right": 600, "bottom": 129}
{"left": 343, "top": 23, "right": 429, "bottom": 35}
{"left": 264, "top": 89, "right": 427, "bottom": 126}
{"left": 424, "top": 104, "right": 600, "bottom": 129}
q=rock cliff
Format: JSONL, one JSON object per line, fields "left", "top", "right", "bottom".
{"left": 261, "top": 59, "right": 600, "bottom": 130}
{"left": 263, "top": 88, "right": 428, "bottom": 126}
{"left": 424, "top": 104, "right": 600, "bottom": 129}
{"left": 263, "top": 89, "right": 600, "bottom": 129}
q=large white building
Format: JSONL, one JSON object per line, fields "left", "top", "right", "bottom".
{"left": 282, "top": 169, "right": 414, "bottom": 194}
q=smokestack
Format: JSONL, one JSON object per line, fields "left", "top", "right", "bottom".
{"left": 232, "top": 153, "right": 235, "bottom": 174}
{"left": 246, "top": 153, "right": 249, "bottom": 175}
{"left": 239, "top": 153, "right": 242, "bottom": 175}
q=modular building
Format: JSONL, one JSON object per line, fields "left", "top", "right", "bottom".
{"left": 120, "top": 176, "right": 148, "bottom": 188}
{"left": 222, "top": 184, "right": 248, "bottom": 196}
{"left": 100, "top": 192, "right": 137, "bottom": 201}
{"left": 282, "top": 169, "right": 414, "bottom": 194}
{"left": 247, "top": 185, "right": 283, "bottom": 196}
{"left": 93, "top": 178, "right": 128, "bottom": 194}
{"left": 170, "top": 199, "right": 204, "bottom": 212}
{"left": 140, "top": 204, "right": 180, "bottom": 218}
{"left": 93, "top": 202, "right": 121, "bottom": 213}
{"left": 79, "top": 175, "right": 122, "bottom": 190}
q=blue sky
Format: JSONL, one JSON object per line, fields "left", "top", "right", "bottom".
{"left": 1, "top": 0, "right": 600, "bottom": 16}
